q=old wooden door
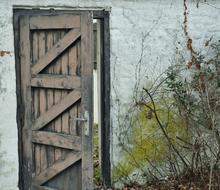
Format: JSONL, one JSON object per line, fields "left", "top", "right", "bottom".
{"left": 18, "top": 12, "right": 93, "bottom": 190}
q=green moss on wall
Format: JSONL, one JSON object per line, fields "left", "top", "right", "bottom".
{"left": 113, "top": 99, "right": 191, "bottom": 184}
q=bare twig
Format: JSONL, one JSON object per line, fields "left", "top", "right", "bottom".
{"left": 143, "top": 87, "right": 188, "bottom": 168}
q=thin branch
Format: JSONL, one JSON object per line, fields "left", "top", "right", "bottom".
{"left": 143, "top": 87, "right": 188, "bottom": 168}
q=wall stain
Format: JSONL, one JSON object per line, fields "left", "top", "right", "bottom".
{"left": 183, "top": 0, "right": 199, "bottom": 69}
{"left": 0, "top": 51, "right": 11, "bottom": 57}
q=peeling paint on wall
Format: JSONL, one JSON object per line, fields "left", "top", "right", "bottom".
{"left": 0, "top": 133, "right": 15, "bottom": 183}
{"left": 0, "top": 62, "right": 8, "bottom": 94}
{"left": 0, "top": 75, "right": 6, "bottom": 95}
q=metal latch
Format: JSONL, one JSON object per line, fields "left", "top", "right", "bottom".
{"left": 74, "top": 111, "right": 89, "bottom": 136}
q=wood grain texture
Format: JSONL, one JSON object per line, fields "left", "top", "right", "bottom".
{"left": 13, "top": 13, "right": 23, "bottom": 189}
{"left": 68, "top": 45, "right": 77, "bottom": 76}
{"left": 32, "top": 131, "right": 81, "bottom": 151}
{"left": 60, "top": 31, "right": 70, "bottom": 162}
{"left": 53, "top": 31, "right": 63, "bottom": 162}
{"left": 32, "top": 184, "right": 57, "bottom": 190}
{"left": 81, "top": 12, "right": 94, "bottom": 190}
{"left": 76, "top": 42, "right": 82, "bottom": 137}
{"left": 38, "top": 31, "right": 48, "bottom": 172}
{"left": 30, "top": 14, "right": 80, "bottom": 29}
{"left": 19, "top": 16, "right": 32, "bottom": 189}
{"left": 68, "top": 44, "right": 79, "bottom": 137}
{"left": 33, "top": 90, "right": 81, "bottom": 131}
{"left": 31, "top": 75, "right": 81, "bottom": 90}
{"left": 31, "top": 29, "right": 81, "bottom": 75}
{"left": 33, "top": 152, "right": 81, "bottom": 185}
{"left": 45, "top": 31, "right": 55, "bottom": 168}
{"left": 32, "top": 31, "right": 41, "bottom": 176}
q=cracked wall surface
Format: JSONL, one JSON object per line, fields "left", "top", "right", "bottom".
{"left": 0, "top": 0, "right": 220, "bottom": 189}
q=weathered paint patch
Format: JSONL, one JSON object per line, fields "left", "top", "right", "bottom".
{"left": 0, "top": 134, "right": 15, "bottom": 182}
{"left": 0, "top": 69, "right": 6, "bottom": 94}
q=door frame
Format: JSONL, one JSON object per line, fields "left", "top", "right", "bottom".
{"left": 13, "top": 7, "right": 111, "bottom": 189}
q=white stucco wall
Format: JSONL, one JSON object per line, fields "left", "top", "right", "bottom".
{"left": 0, "top": 0, "right": 220, "bottom": 189}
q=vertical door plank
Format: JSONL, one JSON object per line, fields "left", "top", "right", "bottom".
{"left": 68, "top": 45, "right": 77, "bottom": 76}
{"left": 81, "top": 12, "right": 94, "bottom": 190}
{"left": 61, "top": 30, "right": 69, "bottom": 135}
{"left": 61, "top": 33, "right": 70, "bottom": 136}
{"left": 77, "top": 42, "right": 81, "bottom": 77}
{"left": 77, "top": 42, "right": 82, "bottom": 137}
{"left": 38, "top": 31, "right": 47, "bottom": 171}
{"left": 19, "top": 16, "right": 32, "bottom": 190}
{"left": 46, "top": 31, "right": 55, "bottom": 167}
{"left": 32, "top": 32, "right": 39, "bottom": 65}
{"left": 69, "top": 46, "right": 78, "bottom": 136}
{"left": 76, "top": 42, "right": 82, "bottom": 137}
{"left": 54, "top": 31, "right": 62, "bottom": 161}
{"left": 60, "top": 32, "right": 70, "bottom": 189}
{"left": 32, "top": 31, "right": 41, "bottom": 176}
{"left": 61, "top": 31, "right": 69, "bottom": 161}
{"left": 69, "top": 105, "right": 78, "bottom": 136}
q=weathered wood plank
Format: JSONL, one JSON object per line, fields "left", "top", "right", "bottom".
{"left": 69, "top": 106, "right": 78, "bottom": 136}
{"left": 33, "top": 90, "right": 81, "bottom": 131}
{"left": 32, "top": 184, "right": 57, "bottom": 190}
{"left": 30, "top": 14, "right": 80, "bottom": 29}
{"left": 32, "top": 31, "right": 41, "bottom": 176}
{"left": 31, "top": 75, "right": 81, "bottom": 89}
{"left": 32, "top": 131, "right": 81, "bottom": 151}
{"left": 45, "top": 31, "right": 55, "bottom": 167}
{"left": 60, "top": 31, "right": 70, "bottom": 160}
{"left": 69, "top": 43, "right": 80, "bottom": 136}
{"left": 76, "top": 42, "right": 81, "bottom": 76}
{"left": 81, "top": 12, "right": 94, "bottom": 190}
{"left": 38, "top": 31, "right": 48, "bottom": 172}
{"left": 31, "top": 29, "right": 81, "bottom": 75}
{"left": 76, "top": 42, "right": 82, "bottom": 137}
{"left": 53, "top": 31, "right": 63, "bottom": 162}
{"left": 32, "top": 183, "right": 57, "bottom": 190}
{"left": 32, "top": 31, "right": 39, "bottom": 65}
{"left": 19, "top": 16, "right": 32, "bottom": 189}
{"left": 68, "top": 43, "right": 77, "bottom": 76}
{"left": 32, "top": 152, "right": 81, "bottom": 185}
